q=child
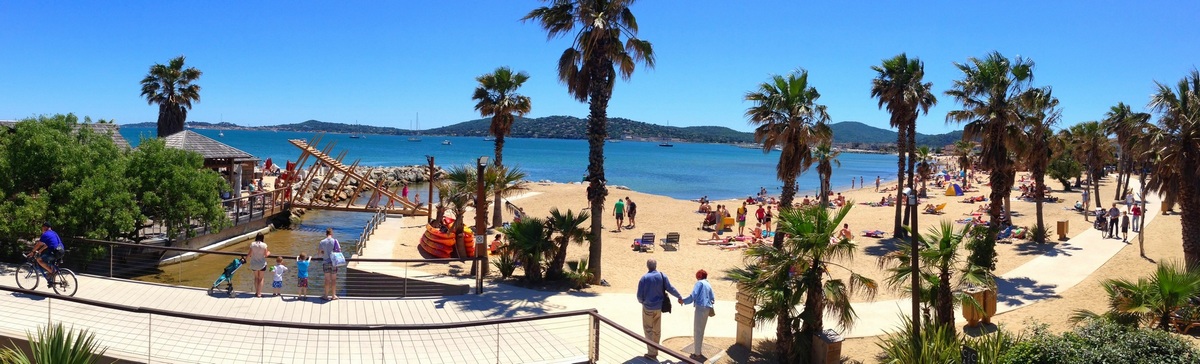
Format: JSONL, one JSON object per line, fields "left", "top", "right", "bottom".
{"left": 270, "top": 256, "right": 289, "bottom": 297}
{"left": 1121, "top": 211, "right": 1130, "bottom": 242}
{"left": 296, "top": 253, "right": 311, "bottom": 300}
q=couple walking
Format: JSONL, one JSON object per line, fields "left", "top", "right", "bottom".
{"left": 636, "top": 259, "right": 715, "bottom": 362}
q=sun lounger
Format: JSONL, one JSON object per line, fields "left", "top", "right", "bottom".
{"left": 638, "top": 233, "right": 656, "bottom": 252}
{"left": 661, "top": 232, "right": 680, "bottom": 251}
{"left": 923, "top": 203, "right": 947, "bottom": 215}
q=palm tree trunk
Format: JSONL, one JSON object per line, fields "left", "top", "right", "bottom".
{"left": 492, "top": 136, "right": 506, "bottom": 229}
{"left": 776, "top": 310, "right": 795, "bottom": 363}
{"left": 936, "top": 267, "right": 954, "bottom": 332}
{"left": 800, "top": 264, "right": 825, "bottom": 360}
{"left": 453, "top": 215, "right": 467, "bottom": 258}
{"left": 775, "top": 173, "right": 797, "bottom": 248}
{"left": 1033, "top": 170, "right": 1047, "bottom": 243}
{"left": 547, "top": 238, "right": 568, "bottom": 281}
{"left": 584, "top": 64, "right": 612, "bottom": 284}
{"left": 1182, "top": 172, "right": 1200, "bottom": 269}
{"left": 893, "top": 127, "right": 908, "bottom": 237}
{"left": 1139, "top": 168, "right": 1148, "bottom": 256}
{"left": 1091, "top": 166, "right": 1103, "bottom": 212}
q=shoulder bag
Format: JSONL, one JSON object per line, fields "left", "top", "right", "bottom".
{"left": 660, "top": 272, "right": 672, "bottom": 313}
{"left": 329, "top": 239, "right": 347, "bottom": 267}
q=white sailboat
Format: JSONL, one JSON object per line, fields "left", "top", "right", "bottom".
{"left": 349, "top": 120, "right": 362, "bottom": 138}
{"left": 408, "top": 113, "right": 422, "bottom": 142}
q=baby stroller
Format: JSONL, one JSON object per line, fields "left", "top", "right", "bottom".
{"left": 209, "top": 257, "right": 246, "bottom": 297}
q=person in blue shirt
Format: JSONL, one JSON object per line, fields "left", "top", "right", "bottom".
{"left": 635, "top": 259, "right": 682, "bottom": 360}
{"left": 680, "top": 269, "right": 716, "bottom": 361}
{"left": 28, "top": 222, "right": 65, "bottom": 283}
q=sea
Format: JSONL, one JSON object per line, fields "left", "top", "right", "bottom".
{"left": 119, "top": 127, "right": 900, "bottom": 201}
{"left": 118, "top": 127, "right": 902, "bottom": 290}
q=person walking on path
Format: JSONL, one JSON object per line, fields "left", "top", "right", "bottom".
{"left": 1108, "top": 204, "right": 1121, "bottom": 239}
{"left": 636, "top": 259, "right": 682, "bottom": 360}
{"left": 625, "top": 197, "right": 638, "bottom": 229}
{"left": 613, "top": 198, "right": 626, "bottom": 232}
{"left": 851, "top": 178, "right": 855, "bottom": 189}
{"left": 318, "top": 228, "right": 342, "bottom": 301}
{"left": 679, "top": 269, "right": 715, "bottom": 361}
{"left": 1082, "top": 189, "right": 1090, "bottom": 218}
{"left": 248, "top": 233, "right": 271, "bottom": 298}
{"left": 1132, "top": 203, "right": 1143, "bottom": 232}
{"left": 1121, "top": 211, "right": 1131, "bottom": 242}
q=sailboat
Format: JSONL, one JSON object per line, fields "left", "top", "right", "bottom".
{"left": 349, "top": 120, "right": 362, "bottom": 138}
{"left": 658, "top": 120, "right": 673, "bottom": 147}
{"left": 218, "top": 114, "right": 225, "bottom": 137}
{"left": 408, "top": 113, "right": 422, "bottom": 142}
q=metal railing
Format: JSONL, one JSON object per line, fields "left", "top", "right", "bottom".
{"left": 355, "top": 207, "right": 388, "bottom": 256}
{"left": 0, "top": 284, "right": 698, "bottom": 364}
{"left": 71, "top": 238, "right": 480, "bottom": 298}
{"left": 222, "top": 188, "right": 288, "bottom": 228}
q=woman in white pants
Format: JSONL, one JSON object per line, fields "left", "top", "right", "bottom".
{"left": 680, "top": 269, "right": 715, "bottom": 361}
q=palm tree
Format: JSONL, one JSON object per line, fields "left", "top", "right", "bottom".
{"left": 140, "top": 56, "right": 202, "bottom": 138}
{"left": 485, "top": 164, "right": 531, "bottom": 220}
{"left": 727, "top": 204, "right": 876, "bottom": 363}
{"left": 436, "top": 166, "right": 477, "bottom": 258}
{"left": 0, "top": 323, "right": 108, "bottom": 364}
{"left": 954, "top": 140, "right": 975, "bottom": 181}
{"left": 545, "top": 208, "right": 590, "bottom": 280}
{"left": 1073, "top": 261, "right": 1200, "bottom": 331}
{"left": 744, "top": 69, "right": 832, "bottom": 248}
{"left": 1146, "top": 70, "right": 1200, "bottom": 266}
{"left": 524, "top": 0, "right": 655, "bottom": 284}
{"left": 871, "top": 53, "right": 937, "bottom": 239}
{"left": 502, "top": 217, "right": 554, "bottom": 282}
{"left": 915, "top": 146, "right": 934, "bottom": 196}
{"left": 473, "top": 66, "right": 533, "bottom": 228}
{"left": 878, "top": 222, "right": 990, "bottom": 334}
{"left": 1017, "top": 87, "right": 1060, "bottom": 243}
{"left": 945, "top": 51, "right": 1034, "bottom": 273}
{"left": 1064, "top": 121, "right": 1112, "bottom": 210}
{"left": 814, "top": 142, "right": 841, "bottom": 208}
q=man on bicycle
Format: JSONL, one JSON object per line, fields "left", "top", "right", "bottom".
{"left": 28, "top": 222, "right": 64, "bottom": 284}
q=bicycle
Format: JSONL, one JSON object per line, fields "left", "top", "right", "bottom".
{"left": 14, "top": 254, "right": 78, "bottom": 297}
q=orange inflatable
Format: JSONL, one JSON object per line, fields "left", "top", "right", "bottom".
{"left": 418, "top": 217, "right": 476, "bottom": 258}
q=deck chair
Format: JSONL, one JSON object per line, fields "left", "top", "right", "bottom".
{"left": 639, "top": 233, "right": 656, "bottom": 252}
{"left": 660, "top": 232, "right": 680, "bottom": 251}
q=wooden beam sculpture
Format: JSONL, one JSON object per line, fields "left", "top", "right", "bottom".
{"left": 281, "top": 136, "right": 429, "bottom": 216}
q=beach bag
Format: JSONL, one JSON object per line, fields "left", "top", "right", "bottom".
{"left": 660, "top": 272, "right": 672, "bottom": 313}
{"left": 708, "top": 307, "right": 716, "bottom": 317}
{"left": 330, "top": 239, "right": 347, "bottom": 267}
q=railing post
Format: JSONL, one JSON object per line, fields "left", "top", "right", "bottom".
{"left": 403, "top": 263, "right": 409, "bottom": 297}
{"left": 589, "top": 314, "right": 600, "bottom": 363}
{"left": 109, "top": 244, "right": 114, "bottom": 278}
{"left": 147, "top": 313, "right": 152, "bottom": 363}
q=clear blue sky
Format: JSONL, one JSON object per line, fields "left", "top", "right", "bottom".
{"left": 2, "top": 1, "right": 1197, "bottom": 134}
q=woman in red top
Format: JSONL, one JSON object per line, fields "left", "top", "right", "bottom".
{"left": 1131, "top": 204, "right": 1142, "bottom": 232}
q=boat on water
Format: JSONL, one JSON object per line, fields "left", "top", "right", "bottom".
{"left": 607, "top": 139, "right": 621, "bottom": 143}
{"left": 408, "top": 113, "right": 423, "bottom": 142}
{"left": 350, "top": 120, "right": 363, "bottom": 138}
{"left": 441, "top": 140, "right": 452, "bottom": 145}
{"left": 218, "top": 130, "right": 224, "bottom": 137}
{"left": 659, "top": 142, "right": 673, "bottom": 147}
{"left": 483, "top": 136, "right": 495, "bottom": 141}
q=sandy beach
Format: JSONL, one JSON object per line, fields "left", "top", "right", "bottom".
{"left": 383, "top": 166, "right": 1182, "bottom": 360}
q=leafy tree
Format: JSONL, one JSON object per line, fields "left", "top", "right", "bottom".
{"left": 436, "top": 165, "right": 479, "bottom": 258}
{"left": 1046, "top": 138, "right": 1082, "bottom": 191}
{"left": 871, "top": 53, "right": 937, "bottom": 239}
{"left": 945, "top": 51, "right": 1035, "bottom": 273}
{"left": 524, "top": 0, "right": 655, "bottom": 284}
{"left": 472, "top": 66, "right": 533, "bottom": 228}
{"left": 126, "top": 138, "right": 229, "bottom": 243}
{"left": 727, "top": 204, "right": 876, "bottom": 363}
{"left": 878, "top": 222, "right": 990, "bottom": 333}
{"left": 1063, "top": 121, "right": 1112, "bottom": 210}
{"left": 744, "top": 69, "right": 832, "bottom": 248}
{"left": 953, "top": 140, "right": 974, "bottom": 181}
{"left": 544, "top": 207, "right": 589, "bottom": 281}
{"left": 914, "top": 146, "right": 934, "bottom": 196}
{"left": 1016, "top": 87, "right": 1061, "bottom": 243}
{"left": 1144, "top": 70, "right": 1200, "bottom": 266}
{"left": 140, "top": 55, "right": 202, "bottom": 137}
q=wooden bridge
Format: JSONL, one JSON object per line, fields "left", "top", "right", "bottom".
{"left": 283, "top": 135, "right": 430, "bottom": 217}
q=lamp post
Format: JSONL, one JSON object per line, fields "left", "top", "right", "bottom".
{"left": 904, "top": 187, "right": 920, "bottom": 357}
{"left": 474, "top": 156, "right": 489, "bottom": 291}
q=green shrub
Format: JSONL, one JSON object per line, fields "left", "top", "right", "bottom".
{"left": 564, "top": 258, "right": 593, "bottom": 290}
{"left": 0, "top": 323, "right": 108, "bottom": 364}
{"left": 492, "top": 252, "right": 517, "bottom": 279}
{"left": 1000, "top": 319, "right": 1200, "bottom": 364}
{"left": 877, "top": 316, "right": 1022, "bottom": 364}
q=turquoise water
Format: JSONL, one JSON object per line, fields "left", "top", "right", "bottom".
{"left": 120, "top": 127, "right": 899, "bottom": 200}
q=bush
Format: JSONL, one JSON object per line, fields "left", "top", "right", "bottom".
{"left": 0, "top": 323, "right": 108, "bottom": 364}
{"left": 564, "top": 258, "right": 593, "bottom": 290}
{"left": 492, "top": 252, "right": 518, "bottom": 279}
{"left": 876, "top": 318, "right": 1021, "bottom": 364}
{"left": 1000, "top": 319, "right": 1200, "bottom": 364}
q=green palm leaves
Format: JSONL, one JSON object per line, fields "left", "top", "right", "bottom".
{"left": 473, "top": 66, "right": 533, "bottom": 228}
{"left": 1073, "top": 261, "right": 1200, "bottom": 331}
{"left": 140, "top": 56, "right": 201, "bottom": 138}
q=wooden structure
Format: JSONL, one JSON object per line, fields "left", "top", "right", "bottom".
{"left": 735, "top": 284, "right": 757, "bottom": 348}
{"left": 162, "top": 130, "right": 258, "bottom": 192}
{"left": 284, "top": 135, "right": 428, "bottom": 216}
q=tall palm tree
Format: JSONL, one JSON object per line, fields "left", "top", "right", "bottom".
{"left": 1065, "top": 121, "right": 1112, "bottom": 210}
{"left": 545, "top": 208, "right": 590, "bottom": 280}
{"left": 915, "top": 146, "right": 934, "bottom": 196}
{"left": 871, "top": 53, "right": 937, "bottom": 239}
{"left": 473, "top": 66, "right": 533, "bottom": 228}
{"left": 814, "top": 143, "right": 841, "bottom": 208}
{"left": 524, "top": 0, "right": 655, "bottom": 283}
{"left": 140, "top": 56, "right": 202, "bottom": 138}
{"left": 727, "top": 204, "right": 876, "bottom": 363}
{"left": 1017, "top": 87, "right": 1060, "bottom": 243}
{"left": 745, "top": 69, "right": 832, "bottom": 248}
{"left": 1146, "top": 70, "right": 1200, "bottom": 266}
{"left": 945, "top": 51, "right": 1034, "bottom": 273}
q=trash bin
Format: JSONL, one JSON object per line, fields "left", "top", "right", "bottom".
{"left": 1057, "top": 220, "right": 1068, "bottom": 240}
{"left": 963, "top": 287, "right": 986, "bottom": 327}
{"left": 812, "top": 329, "right": 843, "bottom": 364}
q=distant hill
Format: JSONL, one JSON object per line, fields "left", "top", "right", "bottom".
{"left": 123, "top": 117, "right": 963, "bottom": 148}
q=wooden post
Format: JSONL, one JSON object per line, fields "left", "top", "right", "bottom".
{"left": 735, "top": 284, "right": 757, "bottom": 349}
{"left": 427, "top": 155, "right": 435, "bottom": 223}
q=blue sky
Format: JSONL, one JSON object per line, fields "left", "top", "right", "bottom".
{"left": 1, "top": 1, "right": 1197, "bottom": 134}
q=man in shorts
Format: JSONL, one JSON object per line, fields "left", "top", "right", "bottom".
{"left": 614, "top": 198, "right": 626, "bottom": 232}
{"left": 625, "top": 197, "right": 638, "bottom": 229}
{"left": 29, "top": 222, "right": 64, "bottom": 284}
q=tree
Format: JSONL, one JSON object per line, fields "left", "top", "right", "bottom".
{"left": 126, "top": 138, "right": 230, "bottom": 243}
{"left": 544, "top": 207, "right": 590, "bottom": 281}
{"left": 524, "top": 0, "right": 654, "bottom": 284}
{"left": 727, "top": 204, "right": 876, "bottom": 363}
{"left": 502, "top": 217, "right": 554, "bottom": 282}
{"left": 1064, "top": 121, "right": 1112, "bottom": 211}
{"left": 878, "top": 222, "right": 989, "bottom": 334}
{"left": 435, "top": 166, "right": 478, "bottom": 258}
{"left": 744, "top": 69, "right": 832, "bottom": 248}
{"left": 813, "top": 143, "right": 840, "bottom": 208}
{"left": 1073, "top": 261, "right": 1200, "bottom": 331}
{"left": 1145, "top": 70, "right": 1200, "bottom": 266}
{"left": 915, "top": 146, "right": 934, "bottom": 196}
{"left": 140, "top": 56, "right": 202, "bottom": 138}
{"left": 871, "top": 53, "right": 937, "bottom": 239}
{"left": 473, "top": 66, "right": 533, "bottom": 228}
{"left": 945, "top": 51, "right": 1034, "bottom": 273}
{"left": 953, "top": 140, "right": 974, "bottom": 183}
{"left": 1016, "top": 87, "right": 1060, "bottom": 243}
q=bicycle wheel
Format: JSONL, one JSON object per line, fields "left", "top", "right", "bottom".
{"left": 14, "top": 264, "right": 39, "bottom": 290}
{"left": 52, "top": 269, "right": 78, "bottom": 297}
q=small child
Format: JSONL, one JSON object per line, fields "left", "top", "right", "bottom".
{"left": 296, "top": 253, "right": 311, "bottom": 300}
{"left": 270, "top": 256, "right": 289, "bottom": 297}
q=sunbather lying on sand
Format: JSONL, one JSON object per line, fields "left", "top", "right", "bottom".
{"left": 862, "top": 230, "right": 886, "bottom": 238}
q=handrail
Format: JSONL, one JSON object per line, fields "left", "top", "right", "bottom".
{"left": 356, "top": 207, "right": 387, "bottom": 255}
{"left": 73, "top": 238, "right": 472, "bottom": 264}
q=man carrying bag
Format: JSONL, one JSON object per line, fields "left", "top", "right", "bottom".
{"left": 636, "top": 259, "right": 682, "bottom": 360}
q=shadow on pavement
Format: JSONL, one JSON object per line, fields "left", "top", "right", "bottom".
{"left": 995, "top": 276, "right": 1059, "bottom": 306}
{"left": 1013, "top": 241, "right": 1083, "bottom": 257}
{"left": 434, "top": 281, "right": 598, "bottom": 318}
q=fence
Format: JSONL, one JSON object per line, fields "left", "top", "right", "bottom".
{"left": 355, "top": 207, "right": 388, "bottom": 256}
{"left": 0, "top": 284, "right": 697, "bottom": 363}
{"left": 70, "top": 238, "right": 481, "bottom": 298}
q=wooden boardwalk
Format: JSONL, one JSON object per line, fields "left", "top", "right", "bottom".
{"left": 0, "top": 272, "right": 591, "bottom": 363}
